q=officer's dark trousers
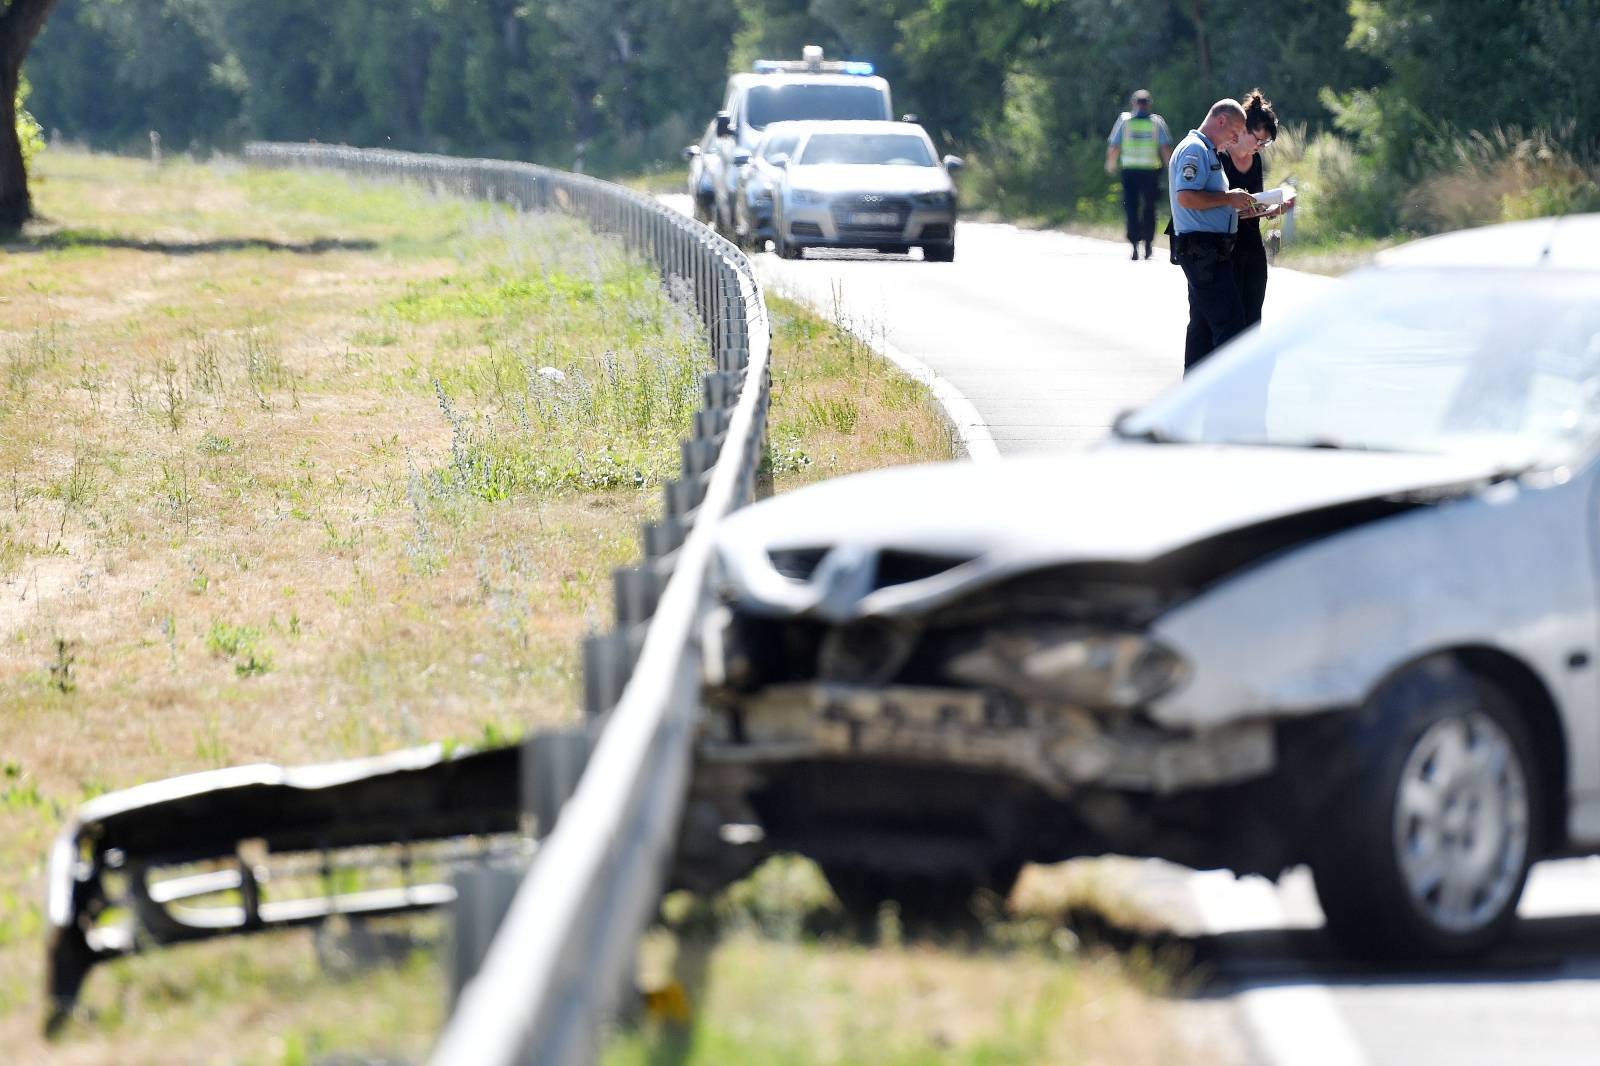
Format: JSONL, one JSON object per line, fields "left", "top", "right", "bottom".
{"left": 1121, "top": 169, "right": 1160, "bottom": 246}
{"left": 1233, "top": 236, "right": 1268, "bottom": 327}
{"left": 1180, "top": 253, "right": 1246, "bottom": 372}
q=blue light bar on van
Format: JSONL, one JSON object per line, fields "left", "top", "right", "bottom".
{"left": 752, "top": 58, "right": 876, "bottom": 76}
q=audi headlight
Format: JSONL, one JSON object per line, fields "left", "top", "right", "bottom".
{"left": 789, "top": 188, "right": 826, "bottom": 205}
{"left": 945, "top": 626, "right": 1188, "bottom": 710}
{"left": 913, "top": 190, "right": 955, "bottom": 207}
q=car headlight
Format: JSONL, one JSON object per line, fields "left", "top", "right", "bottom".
{"left": 945, "top": 626, "right": 1188, "bottom": 710}
{"left": 913, "top": 190, "right": 955, "bottom": 207}
{"left": 789, "top": 188, "right": 826, "bottom": 205}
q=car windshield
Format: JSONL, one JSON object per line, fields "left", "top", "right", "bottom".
{"left": 798, "top": 133, "right": 935, "bottom": 167}
{"left": 1121, "top": 268, "right": 1600, "bottom": 469}
{"left": 745, "top": 84, "right": 889, "bottom": 129}
{"left": 761, "top": 134, "right": 799, "bottom": 160}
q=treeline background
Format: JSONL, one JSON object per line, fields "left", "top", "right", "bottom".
{"left": 24, "top": 0, "right": 1600, "bottom": 244}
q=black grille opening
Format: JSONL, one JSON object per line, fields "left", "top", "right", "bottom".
{"left": 790, "top": 221, "right": 824, "bottom": 237}
{"left": 831, "top": 195, "right": 910, "bottom": 236}
{"left": 875, "top": 550, "right": 972, "bottom": 590}
{"left": 768, "top": 546, "right": 829, "bottom": 581}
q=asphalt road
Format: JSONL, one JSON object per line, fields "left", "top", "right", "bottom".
{"left": 663, "top": 200, "right": 1600, "bottom": 1065}
{"left": 753, "top": 211, "right": 1334, "bottom": 453}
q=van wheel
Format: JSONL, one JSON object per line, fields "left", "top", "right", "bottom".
{"left": 1309, "top": 659, "right": 1539, "bottom": 959}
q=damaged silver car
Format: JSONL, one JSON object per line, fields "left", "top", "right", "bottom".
{"left": 698, "top": 214, "right": 1600, "bottom": 957}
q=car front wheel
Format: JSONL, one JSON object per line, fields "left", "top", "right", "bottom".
{"left": 924, "top": 242, "right": 955, "bottom": 263}
{"left": 1309, "top": 659, "right": 1539, "bottom": 959}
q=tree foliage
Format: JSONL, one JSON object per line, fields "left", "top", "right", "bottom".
{"left": 16, "top": 0, "right": 1600, "bottom": 234}
{"left": 15, "top": 72, "right": 40, "bottom": 165}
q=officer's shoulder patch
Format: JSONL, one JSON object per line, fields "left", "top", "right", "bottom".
{"left": 1181, "top": 160, "right": 1198, "bottom": 182}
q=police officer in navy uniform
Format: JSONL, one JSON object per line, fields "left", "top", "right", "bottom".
{"left": 1168, "top": 99, "right": 1257, "bottom": 371}
{"left": 1105, "top": 89, "right": 1174, "bottom": 260}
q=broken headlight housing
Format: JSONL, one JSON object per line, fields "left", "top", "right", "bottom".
{"left": 944, "top": 626, "right": 1188, "bottom": 710}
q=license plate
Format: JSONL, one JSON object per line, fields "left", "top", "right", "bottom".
{"left": 847, "top": 211, "right": 899, "bottom": 227}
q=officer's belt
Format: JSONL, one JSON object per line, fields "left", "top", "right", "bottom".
{"left": 1171, "top": 231, "right": 1235, "bottom": 257}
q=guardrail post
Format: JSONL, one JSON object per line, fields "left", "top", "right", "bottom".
{"left": 449, "top": 866, "right": 526, "bottom": 1008}
{"left": 582, "top": 631, "right": 631, "bottom": 719}
{"left": 681, "top": 437, "right": 718, "bottom": 480}
{"left": 641, "top": 516, "right": 685, "bottom": 560}
{"left": 613, "top": 565, "right": 662, "bottom": 628}
{"left": 523, "top": 728, "right": 594, "bottom": 838}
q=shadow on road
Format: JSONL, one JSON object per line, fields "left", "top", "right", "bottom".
{"left": 1181, "top": 913, "right": 1600, "bottom": 995}
{"left": 6, "top": 228, "right": 379, "bottom": 256}
{"left": 786, "top": 248, "right": 923, "bottom": 265}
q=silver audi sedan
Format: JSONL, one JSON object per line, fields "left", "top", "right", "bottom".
{"left": 767, "top": 120, "right": 963, "bottom": 261}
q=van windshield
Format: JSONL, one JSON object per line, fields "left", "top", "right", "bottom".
{"left": 745, "top": 84, "right": 889, "bottom": 129}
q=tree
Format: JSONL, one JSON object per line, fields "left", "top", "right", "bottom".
{"left": 1, "top": 0, "right": 60, "bottom": 232}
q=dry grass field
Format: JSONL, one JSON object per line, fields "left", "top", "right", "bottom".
{"left": 1, "top": 150, "right": 1223, "bottom": 1066}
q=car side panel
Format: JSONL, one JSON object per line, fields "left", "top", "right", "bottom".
{"left": 1150, "top": 473, "right": 1600, "bottom": 838}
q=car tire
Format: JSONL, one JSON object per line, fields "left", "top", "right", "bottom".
{"left": 924, "top": 243, "right": 956, "bottom": 263}
{"left": 777, "top": 234, "right": 802, "bottom": 260}
{"left": 1308, "top": 658, "right": 1540, "bottom": 960}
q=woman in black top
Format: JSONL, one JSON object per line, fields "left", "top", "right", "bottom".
{"left": 1221, "top": 90, "right": 1282, "bottom": 326}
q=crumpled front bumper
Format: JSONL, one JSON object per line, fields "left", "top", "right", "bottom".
{"left": 700, "top": 681, "right": 1276, "bottom": 796}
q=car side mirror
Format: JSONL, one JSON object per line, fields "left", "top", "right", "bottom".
{"left": 770, "top": 153, "right": 789, "bottom": 169}
{"left": 733, "top": 148, "right": 753, "bottom": 167}
{"left": 943, "top": 154, "right": 966, "bottom": 172}
{"left": 901, "top": 113, "right": 920, "bottom": 124}
{"left": 715, "top": 111, "right": 732, "bottom": 138}
{"left": 682, "top": 145, "right": 700, "bottom": 161}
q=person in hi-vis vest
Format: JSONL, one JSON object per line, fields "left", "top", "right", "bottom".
{"left": 1105, "top": 89, "right": 1174, "bottom": 260}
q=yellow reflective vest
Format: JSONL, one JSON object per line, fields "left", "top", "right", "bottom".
{"left": 1121, "top": 116, "right": 1162, "bottom": 170}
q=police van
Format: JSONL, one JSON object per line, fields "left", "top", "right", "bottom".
{"left": 686, "top": 46, "right": 894, "bottom": 242}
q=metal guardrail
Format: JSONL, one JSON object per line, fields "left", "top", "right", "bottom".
{"left": 44, "top": 147, "right": 763, "bottom": 1049}
{"left": 242, "top": 146, "right": 771, "bottom": 1062}
{"left": 41, "top": 141, "right": 766, "bottom": 1042}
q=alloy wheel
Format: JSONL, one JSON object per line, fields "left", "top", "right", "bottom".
{"left": 1392, "top": 711, "right": 1530, "bottom": 934}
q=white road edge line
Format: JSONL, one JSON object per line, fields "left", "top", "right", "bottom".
{"left": 1186, "top": 871, "right": 1372, "bottom": 1066}
{"left": 653, "top": 193, "right": 999, "bottom": 460}
{"left": 873, "top": 332, "right": 1001, "bottom": 462}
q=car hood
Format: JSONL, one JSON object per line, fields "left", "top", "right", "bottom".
{"left": 714, "top": 444, "right": 1505, "bottom": 622}
{"left": 788, "top": 164, "right": 952, "bottom": 196}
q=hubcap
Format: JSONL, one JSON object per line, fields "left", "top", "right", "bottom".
{"left": 1393, "top": 712, "right": 1529, "bottom": 934}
